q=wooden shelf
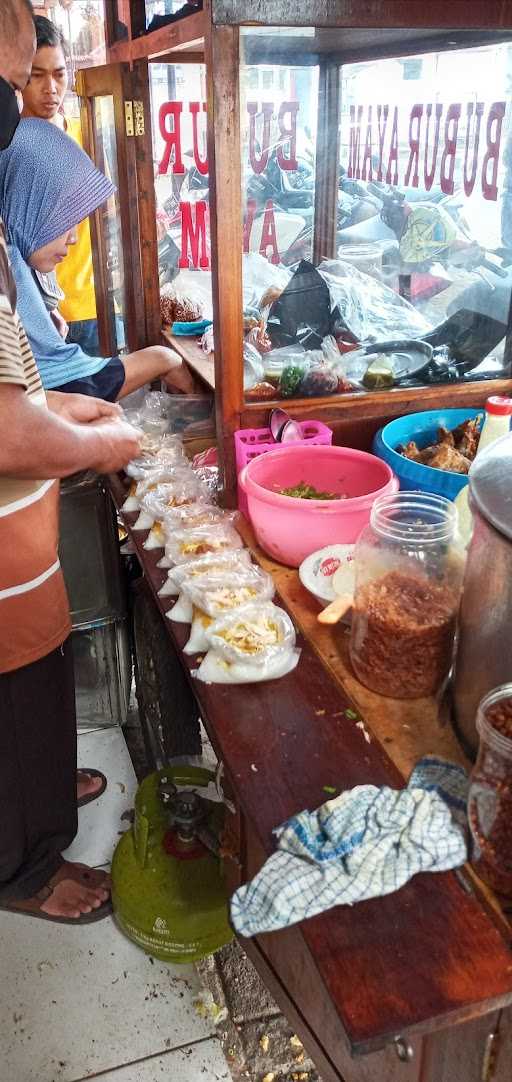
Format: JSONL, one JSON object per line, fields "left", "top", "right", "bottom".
{"left": 108, "top": 10, "right": 205, "bottom": 63}
{"left": 212, "top": 0, "right": 512, "bottom": 31}
{"left": 162, "top": 328, "right": 215, "bottom": 389}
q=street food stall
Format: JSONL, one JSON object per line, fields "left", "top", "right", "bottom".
{"left": 70, "top": 2, "right": 512, "bottom": 1079}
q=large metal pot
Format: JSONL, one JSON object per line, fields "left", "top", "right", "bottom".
{"left": 453, "top": 434, "right": 512, "bottom": 757}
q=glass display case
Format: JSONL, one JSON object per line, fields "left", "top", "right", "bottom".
{"left": 238, "top": 30, "right": 512, "bottom": 404}
{"left": 78, "top": 0, "right": 512, "bottom": 495}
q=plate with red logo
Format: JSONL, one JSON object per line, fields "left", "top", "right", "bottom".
{"left": 299, "top": 545, "right": 355, "bottom": 614}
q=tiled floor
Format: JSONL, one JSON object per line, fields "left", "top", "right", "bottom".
{"left": 0, "top": 726, "right": 230, "bottom": 1082}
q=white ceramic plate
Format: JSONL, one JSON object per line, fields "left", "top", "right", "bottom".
{"left": 299, "top": 544, "right": 356, "bottom": 609}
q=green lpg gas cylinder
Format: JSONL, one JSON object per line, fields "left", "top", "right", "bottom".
{"left": 111, "top": 764, "right": 233, "bottom": 964}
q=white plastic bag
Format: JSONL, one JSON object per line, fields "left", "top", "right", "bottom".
{"left": 159, "top": 549, "right": 252, "bottom": 598}
{"left": 317, "top": 259, "right": 431, "bottom": 343}
{"left": 194, "top": 602, "right": 300, "bottom": 684}
{"left": 141, "top": 478, "right": 212, "bottom": 549}
{"left": 181, "top": 568, "right": 275, "bottom": 652}
{"left": 164, "top": 522, "right": 244, "bottom": 565}
{"left": 157, "top": 505, "right": 238, "bottom": 566}
{"left": 131, "top": 466, "right": 196, "bottom": 528}
{"left": 125, "top": 434, "right": 186, "bottom": 480}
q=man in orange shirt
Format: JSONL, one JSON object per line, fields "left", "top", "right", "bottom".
{"left": 22, "top": 15, "right": 101, "bottom": 354}
{"left": 0, "top": 0, "right": 143, "bottom": 923}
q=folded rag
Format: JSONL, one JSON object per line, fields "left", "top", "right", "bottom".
{"left": 230, "top": 757, "right": 468, "bottom": 937}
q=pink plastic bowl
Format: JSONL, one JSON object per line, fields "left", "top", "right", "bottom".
{"left": 239, "top": 444, "right": 398, "bottom": 567}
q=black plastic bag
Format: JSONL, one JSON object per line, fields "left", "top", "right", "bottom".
{"left": 267, "top": 260, "right": 332, "bottom": 350}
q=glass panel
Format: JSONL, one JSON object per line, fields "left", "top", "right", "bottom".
{"left": 240, "top": 28, "right": 320, "bottom": 401}
{"left": 338, "top": 42, "right": 512, "bottom": 393}
{"left": 92, "top": 96, "right": 127, "bottom": 354}
{"left": 239, "top": 27, "right": 512, "bottom": 402}
{"left": 144, "top": 1, "right": 202, "bottom": 33}
{"left": 149, "top": 63, "right": 212, "bottom": 330}
{"left": 48, "top": 1, "right": 107, "bottom": 69}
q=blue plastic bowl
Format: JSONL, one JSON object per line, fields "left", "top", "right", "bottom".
{"left": 373, "top": 409, "right": 482, "bottom": 500}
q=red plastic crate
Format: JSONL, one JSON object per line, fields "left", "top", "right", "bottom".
{"left": 235, "top": 421, "right": 332, "bottom": 515}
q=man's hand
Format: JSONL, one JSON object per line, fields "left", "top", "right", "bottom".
{"left": 50, "top": 308, "right": 69, "bottom": 340}
{"left": 89, "top": 418, "right": 142, "bottom": 474}
{"left": 47, "top": 391, "right": 122, "bottom": 425}
{"left": 0, "top": 384, "right": 141, "bottom": 481}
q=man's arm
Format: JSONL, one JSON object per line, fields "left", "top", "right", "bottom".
{"left": 0, "top": 384, "right": 141, "bottom": 479}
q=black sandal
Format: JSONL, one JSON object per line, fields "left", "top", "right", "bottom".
{"left": 0, "top": 862, "right": 112, "bottom": 925}
{"left": 77, "top": 768, "right": 108, "bottom": 808}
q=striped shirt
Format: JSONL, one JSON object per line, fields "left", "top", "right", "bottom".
{"left": 0, "top": 220, "right": 70, "bottom": 673}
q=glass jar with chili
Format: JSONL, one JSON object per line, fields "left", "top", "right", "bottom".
{"left": 349, "top": 492, "right": 464, "bottom": 699}
{"left": 468, "top": 685, "right": 512, "bottom": 898}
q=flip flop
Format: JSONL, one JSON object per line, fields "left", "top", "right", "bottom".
{"left": 0, "top": 861, "right": 112, "bottom": 925}
{"left": 77, "top": 768, "right": 108, "bottom": 808}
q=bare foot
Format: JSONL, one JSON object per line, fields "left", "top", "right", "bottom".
{"left": 76, "top": 771, "right": 103, "bottom": 802}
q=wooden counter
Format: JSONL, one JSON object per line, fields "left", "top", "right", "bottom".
{"left": 110, "top": 474, "right": 512, "bottom": 1082}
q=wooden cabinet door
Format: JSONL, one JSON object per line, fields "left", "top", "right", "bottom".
{"left": 75, "top": 63, "right": 147, "bottom": 356}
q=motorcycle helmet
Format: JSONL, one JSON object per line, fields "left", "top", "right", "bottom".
{"left": 399, "top": 203, "right": 458, "bottom": 265}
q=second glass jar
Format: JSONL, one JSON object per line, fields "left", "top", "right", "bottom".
{"left": 349, "top": 492, "right": 465, "bottom": 699}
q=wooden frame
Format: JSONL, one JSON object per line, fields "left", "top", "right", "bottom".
{"left": 75, "top": 63, "right": 147, "bottom": 355}
{"left": 96, "top": 2, "right": 512, "bottom": 499}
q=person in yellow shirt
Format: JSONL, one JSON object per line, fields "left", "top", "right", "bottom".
{"left": 22, "top": 16, "right": 101, "bottom": 356}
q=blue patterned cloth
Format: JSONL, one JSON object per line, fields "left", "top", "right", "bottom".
{"left": 0, "top": 118, "right": 115, "bottom": 388}
{"left": 230, "top": 757, "right": 468, "bottom": 937}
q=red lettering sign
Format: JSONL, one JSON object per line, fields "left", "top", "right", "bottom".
{"left": 346, "top": 100, "right": 505, "bottom": 201}
{"left": 404, "top": 104, "right": 423, "bottom": 187}
{"left": 158, "top": 102, "right": 184, "bottom": 175}
{"left": 179, "top": 201, "right": 209, "bottom": 270}
{"left": 482, "top": 102, "right": 506, "bottom": 201}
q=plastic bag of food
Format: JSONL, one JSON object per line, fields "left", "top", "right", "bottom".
{"left": 141, "top": 478, "right": 212, "bottom": 548}
{"left": 201, "top": 325, "right": 215, "bottom": 354}
{"left": 140, "top": 391, "right": 176, "bottom": 437}
{"left": 125, "top": 435, "right": 186, "bottom": 481}
{"left": 243, "top": 341, "right": 265, "bottom": 390}
{"left": 150, "top": 503, "right": 237, "bottom": 554}
{"left": 194, "top": 602, "right": 300, "bottom": 684}
{"left": 317, "top": 259, "right": 431, "bottom": 343}
{"left": 160, "top": 280, "right": 203, "bottom": 326}
{"left": 127, "top": 463, "right": 195, "bottom": 521}
{"left": 123, "top": 456, "right": 190, "bottom": 510}
{"left": 180, "top": 567, "right": 275, "bottom": 651}
{"left": 165, "top": 522, "right": 244, "bottom": 566}
{"left": 191, "top": 465, "right": 220, "bottom": 501}
{"left": 157, "top": 504, "right": 237, "bottom": 567}
{"left": 159, "top": 548, "right": 252, "bottom": 598}
{"left": 163, "top": 268, "right": 213, "bottom": 323}
{"left": 242, "top": 252, "right": 291, "bottom": 313}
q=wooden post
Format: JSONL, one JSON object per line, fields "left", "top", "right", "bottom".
{"left": 131, "top": 59, "right": 162, "bottom": 346}
{"left": 205, "top": 12, "right": 244, "bottom": 503}
{"left": 313, "top": 59, "right": 341, "bottom": 265}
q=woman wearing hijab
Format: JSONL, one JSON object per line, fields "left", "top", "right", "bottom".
{"left": 0, "top": 118, "right": 195, "bottom": 399}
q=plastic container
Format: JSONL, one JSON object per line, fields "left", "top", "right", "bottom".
{"left": 373, "top": 409, "right": 482, "bottom": 500}
{"left": 238, "top": 444, "right": 398, "bottom": 566}
{"left": 468, "top": 685, "right": 512, "bottom": 897}
{"left": 349, "top": 492, "right": 464, "bottom": 698}
{"left": 234, "top": 421, "right": 332, "bottom": 515}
